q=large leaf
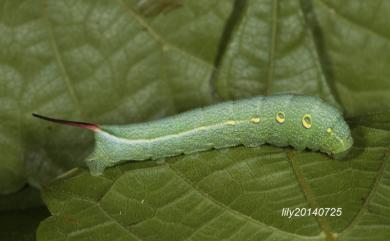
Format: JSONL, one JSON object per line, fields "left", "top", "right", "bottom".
{"left": 1, "top": 0, "right": 390, "bottom": 240}
{"left": 36, "top": 118, "right": 390, "bottom": 241}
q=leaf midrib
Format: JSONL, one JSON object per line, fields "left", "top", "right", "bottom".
{"left": 288, "top": 151, "right": 337, "bottom": 241}
{"left": 44, "top": 1, "right": 82, "bottom": 113}
{"left": 114, "top": 0, "right": 214, "bottom": 70}
{"left": 166, "top": 162, "right": 323, "bottom": 240}
{"left": 265, "top": 0, "right": 278, "bottom": 96}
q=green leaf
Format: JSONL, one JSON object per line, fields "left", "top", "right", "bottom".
{"left": 36, "top": 120, "right": 390, "bottom": 241}
{"left": 214, "top": 0, "right": 390, "bottom": 117}
{"left": 1, "top": 0, "right": 390, "bottom": 240}
{"left": 310, "top": 0, "right": 390, "bottom": 117}
{"left": 215, "top": 0, "right": 337, "bottom": 105}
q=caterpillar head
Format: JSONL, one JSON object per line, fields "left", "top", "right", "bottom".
{"left": 322, "top": 117, "right": 353, "bottom": 159}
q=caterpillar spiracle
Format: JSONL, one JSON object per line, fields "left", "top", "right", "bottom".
{"left": 33, "top": 94, "right": 353, "bottom": 176}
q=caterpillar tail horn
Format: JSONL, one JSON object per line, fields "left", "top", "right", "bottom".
{"left": 32, "top": 113, "right": 100, "bottom": 132}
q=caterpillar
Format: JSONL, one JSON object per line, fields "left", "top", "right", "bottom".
{"left": 33, "top": 94, "right": 353, "bottom": 176}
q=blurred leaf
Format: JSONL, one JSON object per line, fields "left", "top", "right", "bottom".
{"left": 0, "top": 186, "right": 43, "bottom": 211}
{"left": 214, "top": 0, "right": 390, "bottom": 117}
{"left": 310, "top": 0, "right": 390, "bottom": 117}
{"left": 215, "top": 0, "right": 337, "bottom": 105}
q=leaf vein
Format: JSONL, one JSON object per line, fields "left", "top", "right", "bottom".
{"left": 167, "top": 162, "right": 319, "bottom": 240}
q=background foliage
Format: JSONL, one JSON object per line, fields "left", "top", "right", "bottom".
{"left": 0, "top": 0, "right": 389, "bottom": 240}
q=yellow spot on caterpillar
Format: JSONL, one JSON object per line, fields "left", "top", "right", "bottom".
{"left": 250, "top": 117, "right": 261, "bottom": 123}
{"left": 225, "top": 120, "right": 236, "bottom": 125}
{"left": 276, "top": 112, "right": 285, "bottom": 124}
{"left": 302, "top": 114, "right": 312, "bottom": 129}
{"left": 199, "top": 126, "right": 207, "bottom": 130}
{"left": 327, "top": 128, "right": 333, "bottom": 134}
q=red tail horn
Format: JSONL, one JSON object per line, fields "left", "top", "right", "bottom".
{"left": 32, "top": 113, "right": 100, "bottom": 131}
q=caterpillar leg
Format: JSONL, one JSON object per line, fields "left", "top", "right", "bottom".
{"left": 86, "top": 159, "right": 106, "bottom": 176}
{"left": 156, "top": 158, "right": 166, "bottom": 165}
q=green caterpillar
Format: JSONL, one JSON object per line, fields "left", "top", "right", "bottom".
{"left": 33, "top": 94, "right": 353, "bottom": 176}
